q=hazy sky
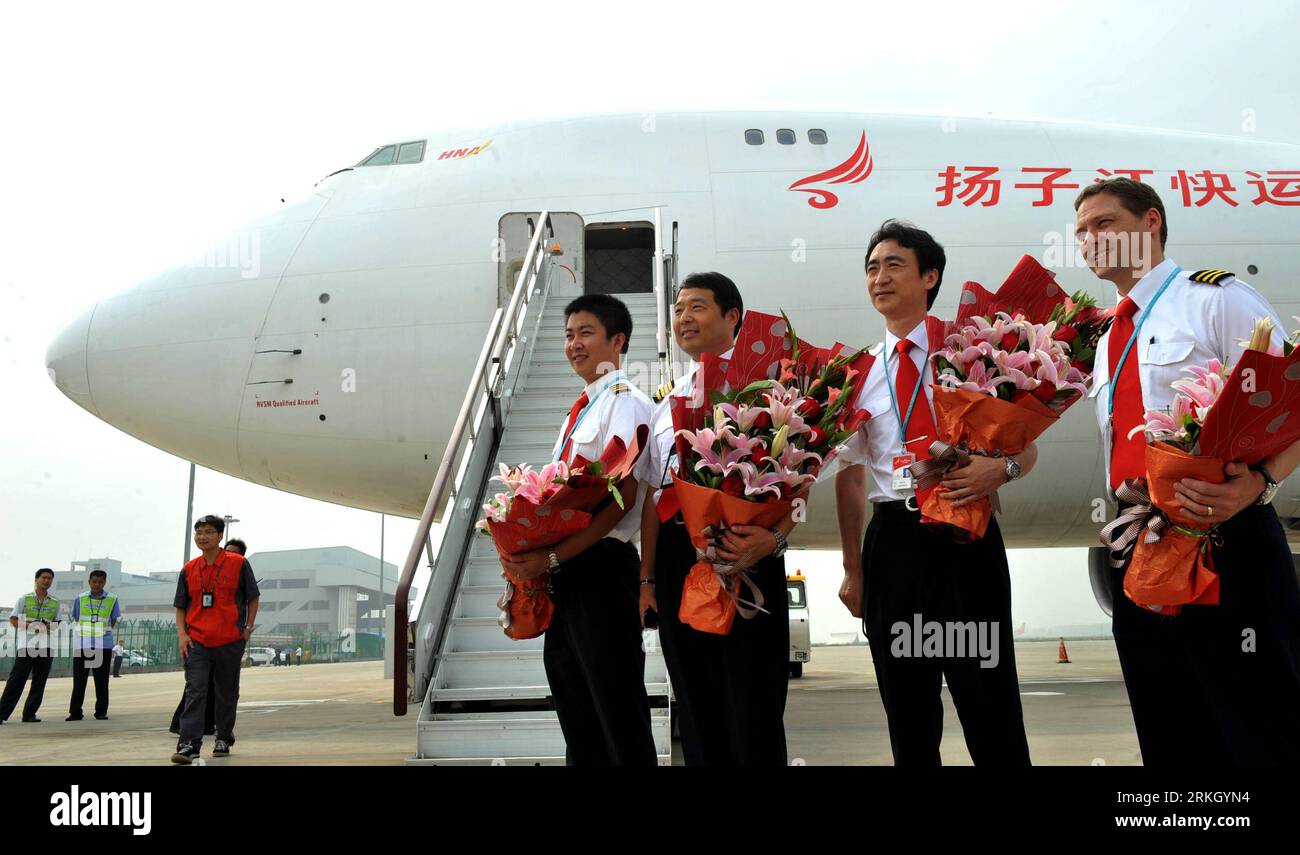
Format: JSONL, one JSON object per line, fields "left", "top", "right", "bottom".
{"left": 2, "top": 0, "right": 1296, "bottom": 638}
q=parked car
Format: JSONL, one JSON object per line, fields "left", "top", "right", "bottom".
{"left": 122, "top": 649, "right": 154, "bottom": 667}
{"left": 245, "top": 646, "right": 277, "bottom": 666}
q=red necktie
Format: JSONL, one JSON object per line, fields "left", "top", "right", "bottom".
{"left": 559, "top": 391, "right": 590, "bottom": 462}
{"left": 1108, "top": 297, "right": 1144, "bottom": 489}
{"left": 895, "top": 338, "right": 938, "bottom": 465}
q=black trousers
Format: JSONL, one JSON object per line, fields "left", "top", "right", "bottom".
{"left": 1111, "top": 502, "right": 1300, "bottom": 765}
{"left": 655, "top": 517, "right": 789, "bottom": 766}
{"left": 170, "top": 678, "right": 216, "bottom": 736}
{"left": 180, "top": 639, "right": 244, "bottom": 745}
{"left": 111, "top": 655, "right": 123, "bottom": 677}
{"left": 69, "top": 647, "right": 112, "bottom": 717}
{"left": 543, "top": 537, "right": 656, "bottom": 765}
{"left": 0, "top": 650, "right": 53, "bottom": 721}
{"left": 861, "top": 505, "right": 1030, "bottom": 767}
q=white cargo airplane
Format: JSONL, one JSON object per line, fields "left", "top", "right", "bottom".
{"left": 45, "top": 110, "right": 1300, "bottom": 550}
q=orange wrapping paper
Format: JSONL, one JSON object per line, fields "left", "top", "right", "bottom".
{"left": 920, "top": 386, "right": 1058, "bottom": 540}
{"left": 672, "top": 473, "right": 791, "bottom": 635}
{"left": 1123, "top": 442, "right": 1223, "bottom": 612}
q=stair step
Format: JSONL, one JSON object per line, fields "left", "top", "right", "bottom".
{"left": 445, "top": 617, "right": 545, "bottom": 652}
{"left": 414, "top": 708, "right": 671, "bottom": 763}
{"left": 431, "top": 650, "right": 669, "bottom": 701}
{"left": 455, "top": 585, "right": 510, "bottom": 620}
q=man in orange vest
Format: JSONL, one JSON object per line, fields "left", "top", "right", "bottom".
{"left": 171, "top": 515, "right": 260, "bottom": 764}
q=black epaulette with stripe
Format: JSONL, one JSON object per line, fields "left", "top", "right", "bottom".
{"left": 653, "top": 381, "right": 673, "bottom": 402}
{"left": 1187, "top": 269, "right": 1235, "bottom": 286}
{"left": 610, "top": 382, "right": 632, "bottom": 396}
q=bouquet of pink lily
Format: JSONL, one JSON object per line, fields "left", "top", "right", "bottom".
{"left": 914, "top": 255, "right": 1107, "bottom": 541}
{"left": 668, "top": 310, "right": 875, "bottom": 634}
{"left": 1102, "top": 317, "right": 1300, "bottom": 615}
{"left": 476, "top": 426, "right": 649, "bottom": 639}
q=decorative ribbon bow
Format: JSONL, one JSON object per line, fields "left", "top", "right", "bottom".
{"left": 698, "top": 524, "right": 769, "bottom": 619}
{"left": 909, "top": 441, "right": 1003, "bottom": 514}
{"left": 1098, "top": 479, "right": 1169, "bottom": 568}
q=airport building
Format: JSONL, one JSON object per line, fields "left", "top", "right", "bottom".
{"left": 47, "top": 548, "right": 413, "bottom": 641}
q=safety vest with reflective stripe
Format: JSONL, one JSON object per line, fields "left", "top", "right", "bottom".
{"left": 76, "top": 593, "right": 117, "bottom": 639}
{"left": 22, "top": 594, "right": 59, "bottom": 622}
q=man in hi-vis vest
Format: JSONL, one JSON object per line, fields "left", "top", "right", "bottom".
{"left": 67, "top": 568, "right": 120, "bottom": 721}
{"left": 1, "top": 568, "right": 62, "bottom": 724}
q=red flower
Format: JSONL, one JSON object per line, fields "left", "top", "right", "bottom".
{"left": 806, "top": 426, "right": 827, "bottom": 446}
{"left": 721, "top": 474, "right": 746, "bottom": 497}
{"left": 1000, "top": 332, "right": 1020, "bottom": 351}
{"left": 1031, "top": 381, "right": 1057, "bottom": 403}
{"left": 751, "top": 445, "right": 770, "bottom": 466}
{"left": 797, "top": 399, "right": 823, "bottom": 421}
{"left": 1053, "top": 325, "right": 1079, "bottom": 343}
{"left": 753, "top": 411, "right": 773, "bottom": 430}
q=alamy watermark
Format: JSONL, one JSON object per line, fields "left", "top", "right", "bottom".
{"left": 890, "top": 614, "right": 1000, "bottom": 669}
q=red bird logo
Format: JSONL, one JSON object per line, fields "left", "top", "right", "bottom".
{"left": 788, "top": 130, "right": 874, "bottom": 209}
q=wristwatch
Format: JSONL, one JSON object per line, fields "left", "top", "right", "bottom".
{"left": 1004, "top": 455, "right": 1022, "bottom": 482}
{"left": 547, "top": 550, "right": 561, "bottom": 573}
{"left": 1250, "top": 464, "right": 1280, "bottom": 505}
{"left": 769, "top": 528, "right": 789, "bottom": 558}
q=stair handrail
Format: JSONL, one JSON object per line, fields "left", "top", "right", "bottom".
{"left": 392, "top": 211, "right": 552, "bottom": 714}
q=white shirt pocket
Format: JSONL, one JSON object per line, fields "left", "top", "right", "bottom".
{"left": 1141, "top": 339, "right": 1197, "bottom": 402}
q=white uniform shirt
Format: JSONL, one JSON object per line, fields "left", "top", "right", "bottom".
{"left": 551, "top": 368, "right": 654, "bottom": 543}
{"left": 1090, "top": 258, "right": 1284, "bottom": 489}
{"left": 836, "top": 320, "right": 938, "bottom": 503}
{"left": 11, "top": 593, "right": 63, "bottom": 654}
{"left": 638, "top": 348, "right": 735, "bottom": 507}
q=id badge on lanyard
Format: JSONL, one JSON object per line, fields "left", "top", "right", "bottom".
{"left": 892, "top": 454, "right": 916, "bottom": 491}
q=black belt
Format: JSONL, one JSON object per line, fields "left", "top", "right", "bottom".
{"left": 873, "top": 498, "right": 921, "bottom": 514}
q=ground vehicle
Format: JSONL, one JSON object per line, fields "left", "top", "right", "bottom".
{"left": 788, "top": 572, "right": 810, "bottom": 678}
{"left": 245, "top": 646, "right": 277, "bottom": 666}
{"left": 122, "top": 650, "right": 154, "bottom": 667}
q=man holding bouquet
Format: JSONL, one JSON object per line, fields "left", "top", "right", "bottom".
{"left": 498, "top": 293, "right": 657, "bottom": 766}
{"left": 638, "top": 272, "right": 796, "bottom": 765}
{"left": 1076, "top": 177, "right": 1300, "bottom": 765}
{"left": 835, "top": 220, "right": 1035, "bottom": 766}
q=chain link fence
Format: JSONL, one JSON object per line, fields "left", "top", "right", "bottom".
{"left": 0, "top": 621, "right": 384, "bottom": 678}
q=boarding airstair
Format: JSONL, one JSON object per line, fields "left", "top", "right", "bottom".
{"left": 393, "top": 211, "right": 679, "bottom": 764}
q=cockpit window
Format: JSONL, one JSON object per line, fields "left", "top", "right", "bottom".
{"left": 396, "top": 140, "right": 426, "bottom": 164}
{"left": 357, "top": 140, "right": 427, "bottom": 167}
{"left": 360, "top": 145, "right": 397, "bottom": 166}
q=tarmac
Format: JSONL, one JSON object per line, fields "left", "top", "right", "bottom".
{"left": 0, "top": 639, "right": 1140, "bottom": 765}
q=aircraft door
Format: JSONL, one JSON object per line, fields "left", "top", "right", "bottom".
{"left": 497, "top": 212, "right": 585, "bottom": 306}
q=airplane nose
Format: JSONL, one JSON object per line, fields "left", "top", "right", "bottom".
{"left": 46, "top": 304, "right": 98, "bottom": 416}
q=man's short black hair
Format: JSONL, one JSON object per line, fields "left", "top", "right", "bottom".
{"left": 194, "top": 514, "right": 226, "bottom": 535}
{"left": 35, "top": 567, "right": 54, "bottom": 580}
{"left": 1074, "top": 177, "right": 1169, "bottom": 247}
{"left": 88, "top": 569, "right": 107, "bottom": 581}
{"left": 678, "top": 272, "right": 744, "bottom": 338}
{"left": 865, "top": 219, "right": 946, "bottom": 309}
{"left": 564, "top": 294, "right": 632, "bottom": 355}
{"left": 225, "top": 538, "right": 247, "bottom": 556}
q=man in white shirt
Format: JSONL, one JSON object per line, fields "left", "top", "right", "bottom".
{"left": 500, "top": 294, "right": 656, "bottom": 765}
{"left": 1076, "top": 177, "right": 1300, "bottom": 765}
{"left": 637, "top": 273, "right": 796, "bottom": 765}
{"left": 1, "top": 568, "right": 62, "bottom": 724}
{"left": 835, "top": 220, "right": 1035, "bottom": 766}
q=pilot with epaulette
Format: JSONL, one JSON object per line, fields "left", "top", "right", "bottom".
{"left": 499, "top": 293, "right": 656, "bottom": 766}
{"left": 1075, "top": 177, "right": 1300, "bottom": 765}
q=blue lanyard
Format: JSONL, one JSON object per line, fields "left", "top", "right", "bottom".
{"left": 1106, "top": 266, "right": 1182, "bottom": 418}
{"left": 553, "top": 375, "right": 618, "bottom": 462}
{"left": 883, "top": 339, "right": 927, "bottom": 448}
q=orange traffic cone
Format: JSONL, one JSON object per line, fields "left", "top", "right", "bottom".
{"left": 1057, "top": 637, "right": 1070, "bottom": 664}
